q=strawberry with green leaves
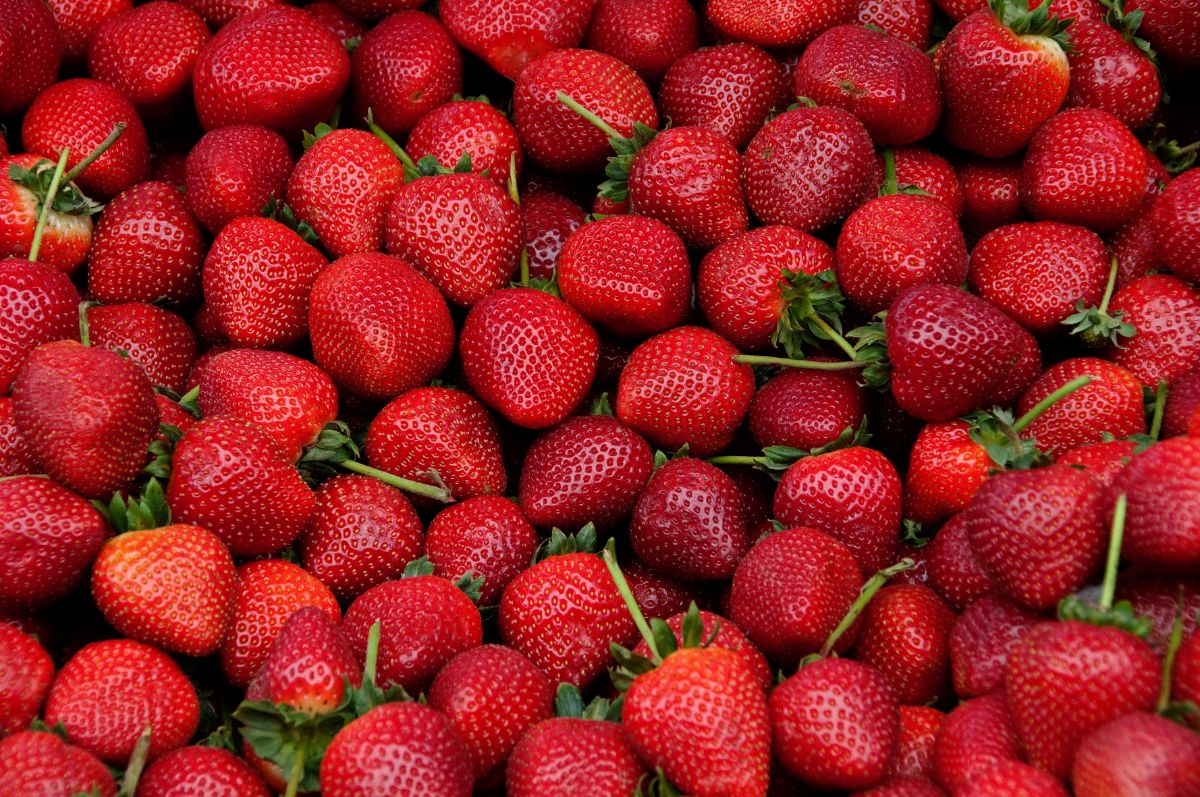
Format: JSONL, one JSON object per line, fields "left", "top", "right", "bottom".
{"left": 424, "top": 497, "right": 540, "bottom": 607}
{"left": 1015, "top": 358, "right": 1145, "bottom": 458}
{"left": 407, "top": 98, "right": 523, "bottom": 189}
{"left": 1110, "top": 436, "right": 1200, "bottom": 569}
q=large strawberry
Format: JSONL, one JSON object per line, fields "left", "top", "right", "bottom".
{"left": 0, "top": 0, "right": 63, "bottom": 115}
{"left": 0, "top": 259, "right": 79, "bottom": 394}
{"left": 440, "top": 0, "right": 596, "bottom": 80}
{"left": 584, "top": 0, "right": 698, "bottom": 82}
{"left": 1072, "top": 712, "right": 1200, "bottom": 796}
{"left": 84, "top": 302, "right": 197, "bottom": 394}
{"left": 138, "top": 746, "right": 271, "bottom": 797}
{"left": 0, "top": 623, "right": 53, "bottom": 737}
{"left": 424, "top": 497, "right": 539, "bottom": 606}
{"left": 1106, "top": 274, "right": 1200, "bottom": 387}
{"left": 406, "top": 99, "right": 523, "bottom": 188}
{"left": 184, "top": 124, "right": 294, "bottom": 235}
{"left": 0, "top": 731, "right": 115, "bottom": 797}
{"left": 507, "top": 715, "right": 644, "bottom": 796}
{"left": 706, "top": 0, "right": 856, "bottom": 48}
{"left": 1016, "top": 358, "right": 1145, "bottom": 458}
{"left": 1110, "top": 436, "right": 1200, "bottom": 568}
{"left": 1064, "top": 18, "right": 1160, "bottom": 130}
{"left": 853, "top": 584, "right": 956, "bottom": 705}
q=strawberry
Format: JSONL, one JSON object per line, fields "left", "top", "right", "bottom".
{"left": 88, "top": 1, "right": 212, "bottom": 117}
{"left": 1005, "top": 620, "right": 1160, "bottom": 778}
{"left": 1058, "top": 439, "right": 1139, "bottom": 487}
{"left": 184, "top": 124, "right": 294, "bottom": 235}
{"left": 1064, "top": 19, "right": 1160, "bottom": 130}
{"left": 0, "top": 398, "right": 37, "bottom": 476}
{"left": 0, "top": 476, "right": 108, "bottom": 612}
{"left": 440, "top": 0, "right": 596, "bottom": 81}
{"left": 0, "top": 0, "right": 63, "bottom": 115}
{"left": 1125, "top": 0, "right": 1200, "bottom": 72}
{"left": 521, "top": 189, "right": 585, "bottom": 280}
{"left": 730, "top": 527, "right": 863, "bottom": 663}
{"left": 513, "top": 48, "right": 657, "bottom": 174}
{"left": 325, "top": 0, "right": 423, "bottom": 22}
{"left": 926, "top": 513, "right": 995, "bottom": 609}
{"left": 366, "top": 387, "right": 506, "bottom": 503}
{"left": 958, "top": 762, "right": 1069, "bottom": 796}
{"left": 138, "top": 746, "right": 271, "bottom": 797}
{"left": 425, "top": 497, "right": 540, "bottom": 606}
{"left": 1117, "top": 575, "right": 1200, "bottom": 653}
{"left": 221, "top": 558, "right": 341, "bottom": 688}
{"left": 1110, "top": 437, "right": 1200, "bottom": 568}
{"left": 308, "top": 253, "right": 454, "bottom": 401}
{"left": 249, "top": 606, "right": 361, "bottom": 713}
{"left": 47, "top": 0, "right": 130, "bottom": 62}
{"left": 0, "top": 623, "right": 53, "bottom": 737}
{"left": 939, "top": 1, "right": 1070, "bottom": 158}
{"left": 657, "top": 43, "right": 786, "bottom": 151}
{"left": 856, "top": 0, "right": 934, "bottom": 47}
{"left": 384, "top": 171, "right": 522, "bottom": 307}
{"left": 750, "top": 364, "right": 866, "bottom": 451}
{"left": 1072, "top": 711, "right": 1200, "bottom": 796}
{"left": 301, "top": 475, "right": 423, "bottom": 600}
{"left": 407, "top": 100, "right": 523, "bottom": 190}
{"left": 1164, "top": 368, "right": 1200, "bottom": 437}
{"left": 904, "top": 422, "right": 992, "bottom": 527}
{"left": 0, "top": 259, "right": 80, "bottom": 393}
{"left": 22, "top": 79, "right": 150, "bottom": 200}
{"left": 584, "top": 0, "right": 699, "bottom": 82}
{"left": 286, "top": 129, "right": 404, "bottom": 259}
{"left": 854, "top": 584, "right": 955, "bottom": 705}
{"left": 202, "top": 216, "right": 328, "bottom": 350}
{"left": 856, "top": 776, "right": 946, "bottom": 796}
{"left": 319, "top": 702, "right": 474, "bottom": 797}
{"left": 1016, "top": 358, "right": 1145, "bottom": 458}
{"left": 1106, "top": 274, "right": 1200, "bottom": 387}
{"left": 0, "top": 154, "right": 98, "bottom": 275}
{"left": 428, "top": 645, "right": 555, "bottom": 785}
{"left": 84, "top": 302, "right": 197, "bottom": 394}
{"left": 616, "top": 326, "right": 755, "bottom": 457}
{"left": 794, "top": 25, "right": 942, "bottom": 146}
{"left": 0, "top": 730, "right": 116, "bottom": 797}
{"left": 877, "top": 147, "right": 965, "bottom": 218}
{"left": 343, "top": 573, "right": 482, "bottom": 693}
{"left": 45, "top": 639, "right": 199, "bottom": 764}
{"left": 631, "top": 608, "right": 773, "bottom": 692}
{"left": 461, "top": 288, "right": 599, "bottom": 429}
{"left": 167, "top": 415, "right": 316, "bottom": 557}
{"left": 87, "top": 181, "right": 206, "bottom": 304}
{"left": 891, "top": 705, "right": 943, "bottom": 780}
{"left": 958, "top": 156, "right": 1025, "bottom": 238}
{"left": 508, "top": 715, "right": 644, "bottom": 795}
{"left": 1155, "top": 167, "right": 1200, "bottom": 283}
{"left": 92, "top": 523, "right": 237, "bottom": 657}
{"left": 706, "top": 0, "right": 856, "bottom": 48}
{"left": 306, "top": 0, "right": 366, "bottom": 39}
{"left": 1173, "top": 632, "right": 1200, "bottom": 706}
{"left": 950, "top": 595, "right": 1040, "bottom": 696}
{"left": 932, "top": 694, "right": 1022, "bottom": 792}
{"left": 349, "top": 11, "right": 462, "bottom": 137}
{"left": 180, "top": 0, "right": 282, "bottom": 28}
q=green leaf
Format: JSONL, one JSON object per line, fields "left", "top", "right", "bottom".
{"left": 402, "top": 556, "right": 436, "bottom": 577}
{"left": 590, "top": 392, "right": 613, "bottom": 416}
{"left": 1057, "top": 596, "right": 1153, "bottom": 638}
{"left": 554, "top": 683, "right": 585, "bottom": 718}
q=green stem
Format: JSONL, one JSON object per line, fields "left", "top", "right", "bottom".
{"left": 27, "top": 148, "right": 70, "bottom": 263}
{"left": 819, "top": 558, "right": 915, "bottom": 658}
{"left": 120, "top": 727, "right": 152, "bottom": 797}
{"left": 338, "top": 460, "right": 452, "bottom": 502}
{"left": 1011, "top": 375, "right": 1093, "bottom": 433}
{"left": 1098, "top": 256, "right": 1119, "bottom": 315}
{"left": 1148, "top": 380, "right": 1167, "bottom": 443}
{"left": 363, "top": 619, "right": 381, "bottom": 687}
{"left": 518, "top": 248, "right": 530, "bottom": 286}
{"left": 556, "top": 93, "right": 623, "bottom": 141}
{"left": 178, "top": 385, "right": 200, "bottom": 405}
{"left": 706, "top": 455, "right": 763, "bottom": 466}
{"left": 810, "top": 315, "right": 859, "bottom": 361}
{"left": 283, "top": 737, "right": 306, "bottom": 797}
{"left": 63, "top": 123, "right": 125, "bottom": 185}
{"left": 77, "top": 301, "right": 94, "bottom": 347}
{"left": 601, "top": 540, "right": 660, "bottom": 663}
{"left": 880, "top": 148, "right": 898, "bottom": 196}
{"left": 1100, "top": 494, "right": 1127, "bottom": 611}
{"left": 733, "top": 354, "right": 868, "bottom": 371}
{"left": 364, "top": 110, "right": 417, "bottom": 174}
{"left": 1158, "top": 595, "right": 1185, "bottom": 713}
{"left": 506, "top": 151, "right": 520, "bottom": 205}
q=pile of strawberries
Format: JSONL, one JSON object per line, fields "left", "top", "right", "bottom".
{"left": 2, "top": 0, "right": 1200, "bottom": 793}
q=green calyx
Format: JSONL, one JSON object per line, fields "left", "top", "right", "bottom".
{"left": 298, "top": 421, "right": 452, "bottom": 502}
{"left": 553, "top": 682, "right": 623, "bottom": 722}
{"left": 534, "top": 523, "right": 599, "bottom": 562}
{"left": 262, "top": 197, "right": 319, "bottom": 246}
{"left": 1150, "top": 135, "right": 1199, "bottom": 176}
{"left": 708, "top": 418, "right": 871, "bottom": 478}
{"left": 1062, "top": 256, "right": 1136, "bottom": 348}
{"left": 846, "top": 313, "right": 892, "bottom": 390}
{"left": 772, "top": 269, "right": 858, "bottom": 361}
{"left": 93, "top": 477, "right": 171, "bottom": 533}
{"left": 635, "top": 770, "right": 685, "bottom": 797}
{"left": 968, "top": 375, "right": 1093, "bottom": 469}
{"left": 401, "top": 556, "right": 485, "bottom": 602}
{"left": 556, "top": 92, "right": 658, "bottom": 204}
{"left": 991, "top": 0, "right": 1073, "bottom": 49}
{"left": 1097, "top": 0, "right": 1156, "bottom": 58}
{"left": 12, "top": 122, "right": 125, "bottom": 227}
{"left": 651, "top": 443, "right": 690, "bottom": 471}
{"left": 301, "top": 122, "right": 336, "bottom": 151}
{"left": 590, "top": 392, "right": 613, "bottom": 416}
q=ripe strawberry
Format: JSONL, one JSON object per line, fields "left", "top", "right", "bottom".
{"left": 22, "top": 79, "right": 150, "bottom": 200}
{"left": 1110, "top": 437, "right": 1200, "bottom": 568}
{"left": 0, "top": 476, "right": 107, "bottom": 612}
{"left": 939, "top": 1, "right": 1070, "bottom": 158}
{"left": 958, "top": 156, "right": 1025, "bottom": 237}
{"left": 0, "top": 153, "right": 99, "bottom": 275}
{"left": 707, "top": 0, "right": 855, "bottom": 47}
{"left": 180, "top": 0, "right": 281, "bottom": 28}
{"left": 306, "top": 0, "right": 366, "bottom": 39}
{"left": 349, "top": 11, "right": 462, "bottom": 137}
{"left": 1173, "top": 632, "right": 1200, "bottom": 706}
{"left": 856, "top": 0, "right": 933, "bottom": 47}
{"left": 84, "top": 302, "right": 197, "bottom": 394}
{"left": 301, "top": 475, "right": 422, "bottom": 600}
{"left": 184, "top": 124, "right": 294, "bottom": 235}
{"left": 1164, "top": 369, "right": 1200, "bottom": 438}
{"left": 926, "top": 514, "right": 995, "bottom": 609}
{"left": 0, "top": 399, "right": 36, "bottom": 476}
{"left": 440, "top": 0, "right": 595, "bottom": 80}
{"left": 308, "top": 253, "right": 454, "bottom": 401}
{"left": 584, "top": 0, "right": 699, "bottom": 82}
{"left": 750, "top": 364, "right": 867, "bottom": 451}
{"left": 958, "top": 761, "right": 1069, "bottom": 796}
{"left": 326, "top": 0, "right": 423, "bottom": 22}
{"left": 1016, "top": 358, "right": 1144, "bottom": 459}
{"left": 521, "top": 189, "right": 585, "bottom": 280}
{"left": 1057, "top": 440, "right": 1139, "bottom": 489}
{"left": 0, "top": 623, "right": 53, "bottom": 737}
{"left": 771, "top": 658, "right": 900, "bottom": 790}
{"left": 319, "top": 702, "right": 474, "bottom": 797}
{"left": 424, "top": 496, "right": 540, "bottom": 606}
{"left": 856, "top": 776, "right": 946, "bottom": 796}
{"left": 1106, "top": 274, "right": 1200, "bottom": 387}
{"left": 890, "top": 706, "right": 943, "bottom": 780}
{"left": 202, "top": 216, "right": 328, "bottom": 349}
{"left": 45, "top": 639, "right": 199, "bottom": 764}
{"left": 0, "top": 259, "right": 80, "bottom": 393}
{"left": 251, "top": 606, "right": 361, "bottom": 713}
{"left": 730, "top": 527, "right": 863, "bottom": 663}
{"left": 384, "top": 172, "right": 522, "bottom": 307}
{"left": 407, "top": 100, "right": 522, "bottom": 190}
{"left": 87, "top": 181, "right": 206, "bottom": 304}
{"left": 0, "top": 0, "right": 63, "bottom": 114}
{"left": 1155, "top": 168, "right": 1200, "bottom": 283}
{"left": 366, "top": 387, "right": 507, "bottom": 502}
{"left": 138, "top": 746, "right": 271, "bottom": 797}
{"left": 461, "top": 288, "right": 599, "bottom": 429}
{"left": 1117, "top": 574, "right": 1200, "bottom": 653}
{"left": 903, "top": 422, "right": 991, "bottom": 527}
{"left": 631, "top": 609, "right": 773, "bottom": 693}
{"left": 343, "top": 574, "right": 482, "bottom": 693}
{"left": 47, "top": 0, "right": 130, "bottom": 62}
{"left": 950, "top": 594, "right": 1039, "bottom": 697}
{"left": 1125, "top": 0, "right": 1200, "bottom": 72}
{"left": 92, "top": 523, "right": 237, "bottom": 657}
{"left": 429, "top": 645, "right": 554, "bottom": 785}
{"left": 854, "top": 584, "right": 955, "bottom": 705}
{"left": 657, "top": 43, "right": 787, "bottom": 151}
{"left": 932, "top": 694, "right": 1022, "bottom": 792}
{"left": 795, "top": 25, "right": 941, "bottom": 146}
{"left": 1072, "top": 711, "right": 1200, "bottom": 796}
{"left": 167, "top": 415, "right": 316, "bottom": 557}
{"left": 88, "top": 1, "right": 212, "bottom": 116}
{"left": 513, "top": 48, "right": 657, "bottom": 174}
{"left": 1005, "top": 620, "right": 1159, "bottom": 778}
{"left": 743, "top": 105, "right": 876, "bottom": 232}
{"left": 193, "top": 6, "right": 350, "bottom": 133}
{"left": 0, "top": 731, "right": 116, "bottom": 796}
{"left": 221, "top": 559, "right": 340, "bottom": 688}
{"left": 508, "top": 716, "right": 644, "bottom": 796}
{"left": 876, "top": 147, "right": 965, "bottom": 218}
{"left": 1064, "top": 19, "right": 1159, "bottom": 130}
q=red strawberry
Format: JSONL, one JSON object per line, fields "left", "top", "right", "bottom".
{"left": 0, "top": 259, "right": 80, "bottom": 393}
{"left": 584, "top": 0, "right": 698, "bottom": 82}
{"left": 0, "top": 399, "right": 36, "bottom": 476}
{"left": 325, "top": 0, "right": 423, "bottom": 22}
{"left": 0, "top": 624, "right": 53, "bottom": 737}
{"left": 555, "top": 215, "right": 691, "bottom": 337}
{"left": 1125, "top": 0, "right": 1200, "bottom": 72}
{"left": 707, "top": 0, "right": 855, "bottom": 48}
{"left": 876, "top": 147, "right": 965, "bottom": 218}
{"left": 1005, "top": 620, "right": 1159, "bottom": 778}
{"left": 193, "top": 6, "right": 350, "bottom": 133}
{"left": 440, "top": 0, "right": 596, "bottom": 81}
{"left": 1016, "top": 358, "right": 1145, "bottom": 458}
{"left": 932, "top": 694, "right": 1022, "bottom": 792}
{"left": 45, "top": 639, "right": 199, "bottom": 764}
{"left": 1155, "top": 167, "right": 1200, "bottom": 283}
{"left": 22, "top": 79, "right": 150, "bottom": 200}
{"left": 250, "top": 606, "right": 361, "bottom": 713}
{"left": 513, "top": 48, "right": 657, "bottom": 174}
{"left": 958, "top": 156, "right": 1025, "bottom": 237}
{"left": 0, "top": 154, "right": 98, "bottom": 275}
{"left": 138, "top": 746, "right": 271, "bottom": 797}
{"left": 521, "top": 189, "right": 585, "bottom": 280}
{"left": 47, "top": 0, "right": 130, "bottom": 62}
{"left": 1110, "top": 437, "right": 1200, "bottom": 568}
{"left": 507, "top": 716, "right": 644, "bottom": 796}
{"left": 349, "top": 11, "right": 462, "bottom": 137}
{"left": 1064, "top": 19, "right": 1160, "bottom": 130}
{"left": 202, "top": 216, "right": 328, "bottom": 349}
{"left": 891, "top": 705, "right": 944, "bottom": 780}
{"left": 424, "top": 496, "right": 540, "bottom": 606}
{"left": 308, "top": 253, "right": 454, "bottom": 401}
{"left": 88, "top": 1, "right": 212, "bottom": 116}
{"left": 366, "top": 387, "right": 507, "bottom": 502}
{"left": 84, "top": 302, "right": 197, "bottom": 394}
{"left": 87, "top": 181, "right": 206, "bottom": 305}
{"left": 461, "top": 288, "right": 599, "bottom": 429}
{"left": 342, "top": 574, "right": 482, "bottom": 693}
{"left": 1164, "top": 369, "right": 1200, "bottom": 438}
{"left": 384, "top": 172, "right": 522, "bottom": 307}
{"left": 1073, "top": 711, "right": 1200, "bottom": 795}
{"left": 407, "top": 100, "right": 523, "bottom": 189}
{"left": 631, "top": 608, "right": 773, "bottom": 692}
{"left": 856, "top": 776, "right": 946, "bottom": 796}
{"left": 319, "top": 702, "right": 474, "bottom": 797}
{"left": 924, "top": 514, "right": 993, "bottom": 610}
{"left": 1106, "top": 274, "right": 1200, "bottom": 387}
{"left": 853, "top": 584, "right": 955, "bottom": 705}
{"left": 301, "top": 475, "right": 423, "bottom": 600}
{"left": 951, "top": 595, "right": 1040, "bottom": 697}
{"left": 1117, "top": 575, "right": 1200, "bottom": 654}
{"left": 180, "top": 0, "right": 282, "bottom": 29}
{"left": 1057, "top": 438, "right": 1139, "bottom": 488}
{"left": 750, "top": 364, "right": 867, "bottom": 451}
{"left": 856, "top": 0, "right": 933, "bottom": 47}
{"left": 92, "top": 523, "right": 237, "bottom": 657}
{"left": 744, "top": 106, "right": 875, "bottom": 232}
{"left": 305, "top": 0, "right": 366, "bottom": 40}
{"left": 958, "top": 761, "right": 1069, "bottom": 796}
{"left": 903, "top": 422, "right": 991, "bottom": 527}
{"left": 167, "top": 415, "right": 317, "bottom": 557}
{"left": 795, "top": 25, "right": 941, "bottom": 146}
{"left": 184, "top": 124, "right": 294, "bottom": 235}
{"left": 939, "top": 2, "right": 1070, "bottom": 158}
{"left": 428, "top": 645, "right": 554, "bottom": 785}
{"left": 221, "top": 559, "right": 340, "bottom": 688}
{"left": 0, "top": 731, "right": 116, "bottom": 796}
{"left": 0, "top": 0, "right": 63, "bottom": 114}
{"left": 1173, "top": 632, "right": 1200, "bottom": 706}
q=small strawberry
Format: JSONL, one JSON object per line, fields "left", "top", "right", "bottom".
{"left": 876, "top": 147, "right": 965, "bottom": 218}
{"left": 856, "top": 0, "right": 934, "bottom": 47}
{"left": 932, "top": 694, "right": 1022, "bottom": 792}
{"left": 949, "top": 594, "right": 1040, "bottom": 697}
{"left": 138, "top": 746, "right": 271, "bottom": 797}
{"left": 891, "top": 705, "right": 944, "bottom": 780}
{"left": 1016, "top": 358, "right": 1145, "bottom": 458}
{"left": 1155, "top": 167, "right": 1200, "bottom": 283}
{"left": 250, "top": 606, "right": 361, "bottom": 713}
{"left": 184, "top": 124, "right": 294, "bottom": 235}
{"left": 707, "top": 0, "right": 856, "bottom": 48}
{"left": 84, "top": 302, "right": 197, "bottom": 394}
{"left": 926, "top": 513, "right": 995, "bottom": 609}
{"left": 507, "top": 715, "right": 644, "bottom": 796}
{"left": 424, "top": 496, "right": 540, "bottom": 606}
{"left": 631, "top": 608, "right": 773, "bottom": 693}
{"left": 854, "top": 584, "right": 956, "bottom": 705}
{"left": 1064, "top": 18, "right": 1160, "bottom": 130}
{"left": 1072, "top": 711, "right": 1200, "bottom": 795}
{"left": 0, "top": 258, "right": 80, "bottom": 394}
{"left": 0, "top": 730, "right": 116, "bottom": 796}
{"left": 1106, "top": 274, "right": 1200, "bottom": 387}
{"left": 0, "top": 623, "right": 53, "bottom": 737}
{"left": 440, "top": 0, "right": 596, "bottom": 80}
{"left": 521, "top": 189, "right": 585, "bottom": 280}
{"left": 406, "top": 99, "right": 523, "bottom": 189}
{"left": 584, "top": 0, "right": 699, "bottom": 82}
{"left": 1110, "top": 436, "right": 1200, "bottom": 568}
{"left": 749, "top": 363, "right": 866, "bottom": 451}
{"left": 958, "top": 156, "right": 1025, "bottom": 238}
{"left": 0, "top": 0, "right": 63, "bottom": 115}
{"left": 904, "top": 422, "right": 992, "bottom": 527}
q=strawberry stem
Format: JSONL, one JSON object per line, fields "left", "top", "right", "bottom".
{"left": 1158, "top": 596, "right": 1185, "bottom": 712}
{"left": 1148, "top": 380, "right": 1167, "bottom": 442}
{"left": 1100, "top": 494, "right": 1127, "bottom": 611}
{"left": 26, "top": 148, "right": 70, "bottom": 263}
{"left": 706, "top": 455, "right": 762, "bottom": 466}
{"left": 363, "top": 619, "right": 381, "bottom": 687}
{"left": 819, "top": 558, "right": 915, "bottom": 658}
{"left": 506, "top": 152, "right": 520, "bottom": 205}
{"left": 338, "top": 460, "right": 452, "bottom": 502}
{"left": 518, "top": 248, "right": 530, "bottom": 285}
{"left": 364, "top": 109, "right": 418, "bottom": 174}
{"left": 179, "top": 385, "right": 200, "bottom": 405}
{"left": 1011, "top": 375, "right": 1092, "bottom": 433}
{"left": 119, "top": 727, "right": 151, "bottom": 797}
{"left": 733, "top": 354, "right": 868, "bottom": 371}
{"left": 283, "top": 738, "right": 306, "bottom": 797}
{"left": 879, "top": 148, "right": 899, "bottom": 196}
{"left": 601, "top": 539, "right": 661, "bottom": 663}
{"left": 78, "top": 301, "right": 94, "bottom": 347}
{"left": 556, "top": 93, "right": 623, "bottom": 142}
{"left": 1098, "top": 256, "right": 1119, "bottom": 316}
{"left": 62, "top": 122, "right": 125, "bottom": 185}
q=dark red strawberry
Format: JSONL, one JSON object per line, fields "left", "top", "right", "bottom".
{"left": 406, "top": 99, "right": 523, "bottom": 189}
{"left": 1072, "top": 712, "right": 1200, "bottom": 796}
{"left": 876, "top": 147, "right": 965, "bottom": 218}
{"left": 46, "top": 0, "right": 127, "bottom": 61}
{"left": 584, "top": 0, "right": 698, "bottom": 82}
{"left": 1117, "top": 575, "right": 1200, "bottom": 654}
{"left": 1110, "top": 437, "right": 1200, "bottom": 568}
{"left": 0, "top": 398, "right": 37, "bottom": 477}
{"left": 855, "top": 775, "right": 946, "bottom": 796}
{"left": 1057, "top": 438, "right": 1138, "bottom": 487}
{"left": 84, "top": 302, "right": 197, "bottom": 394}
{"left": 1125, "top": 0, "right": 1200, "bottom": 72}
{"left": 0, "top": 623, "right": 53, "bottom": 737}
{"left": 749, "top": 364, "right": 866, "bottom": 451}
{"left": 440, "top": 0, "right": 596, "bottom": 80}
{"left": 707, "top": 0, "right": 856, "bottom": 48}
{"left": 1016, "top": 358, "right": 1145, "bottom": 458}
{"left": 1165, "top": 369, "right": 1200, "bottom": 438}
{"left": 184, "top": 124, "right": 294, "bottom": 235}
{"left": 958, "top": 761, "right": 1069, "bottom": 796}
{"left": 506, "top": 716, "right": 644, "bottom": 796}
{"left": 925, "top": 513, "right": 994, "bottom": 609}
{"left": 0, "top": 731, "right": 116, "bottom": 796}
{"left": 1064, "top": 19, "right": 1160, "bottom": 130}
{"left": 950, "top": 594, "right": 1039, "bottom": 697}
{"left": 856, "top": 0, "right": 933, "bottom": 47}
{"left": 305, "top": 0, "right": 366, "bottom": 40}
{"left": 0, "top": 258, "right": 80, "bottom": 394}
{"left": 425, "top": 496, "right": 539, "bottom": 606}
{"left": 521, "top": 189, "right": 585, "bottom": 280}
{"left": 958, "top": 156, "right": 1025, "bottom": 237}
{"left": 180, "top": 0, "right": 281, "bottom": 28}
{"left": 623, "top": 559, "right": 706, "bottom": 622}
{"left": 1173, "top": 632, "right": 1200, "bottom": 706}
{"left": 903, "top": 422, "right": 991, "bottom": 527}
{"left": 932, "top": 694, "right": 1022, "bottom": 792}
{"left": 1106, "top": 274, "right": 1200, "bottom": 387}
{"left": 1155, "top": 167, "right": 1200, "bottom": 284}
{"left": 0, "top": 0, "right": 63, "bottom": 115}
{"left": 139, "top": 746, "right": 271, "bottom": 797}
{"left": 854, "top": 584, "right": 955, "bottom": 705}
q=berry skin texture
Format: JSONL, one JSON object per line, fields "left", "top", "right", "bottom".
{"left": 903, "top": 422, "right": 992, "bottom": 528}
{"left": 424, "top": 496, "right": 539, "bottom": 606}
{"left": 0, "top": 259, "right": 80, "bottom": 395}
{"left": 0, "top": 0, "right": 63, "bottom": 115}
{"left": 138, "top": 746, "right": 271, "bottom": 797}
{"left": 584, "top": 0, "right": 699, "bottom": 83}
{"left": 853, "top": 584, "right": 956, "bottom": 706}
{"left": 1109, "top": 437, "right": 1200, "bottom": 569}
{"left": 184, "top": 125, "right": 294, "bottom": 235}
{"left": 0, "top": 624, "right": 54, "bottom": 737}
{"left": 949, "top": 595, "right": 1039, "bottom": 698}
{"left": 406, "top": 100, "right": 523, "bottom": 189}
{"left": 439, "top": 0, "right": 595, "bottom": 81}
{"left": 750, "top": 365, "right": 866, "bottom": 452}
{"left": 85, "top": 302, "right": 198, "bottom": 394}
{"left": 1154, "top": 168, "right": 1200, "bottom": 284}
{"left": 0, "top": 730, "right": 116, "bottom": 797}
{"left": 506, "top": 717, "right": 644, "bottom": 797}
{"left": 1071, "top": 712, "right": 1200, "bottom": 797}
{"left": 1063, "top": 19, "right": 1160, "bottom": 130}
{"left": 957, "top": 761, "right": 1069, "bottom": 797}
{"left": 707, "top": 0, "right": 857, "bottom": 48}
{"left": 1016, "top": 358, "right": 1145, "bottom": 459}
{"left": 932, "top": 694, "right": 1022, "bottom": 792}
{"left": 1106, "top": 275, "right": 1200, "bottom": 387}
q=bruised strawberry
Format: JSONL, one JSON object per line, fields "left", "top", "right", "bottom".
{"left": 138, "top": 746, "right": 271, "bottom": 797}
{"left": 440, "top": 0, "right": 595, "bottom": 80}
{"left": 0, "top": 259, "right": 80, "bottom": 394}
{"left": 184, "top": 124, "right": 294, "bottom": 235}
{"left": 406, "top": 99, "right": 523, "bottom": 189}
{"left": 0, "top": 623, "right": 53, "bottom": 737}
{"left": 425, "top": 496, "right": 539, "bottom": 606}
{"left": 584, "top": 0, "right": 698, "bottom": 83}
{"left": 0, "top": 731, "right": 115, "bottom": 796}
{"left": 0, "top": 0, "right": 63, "bottom": 115}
